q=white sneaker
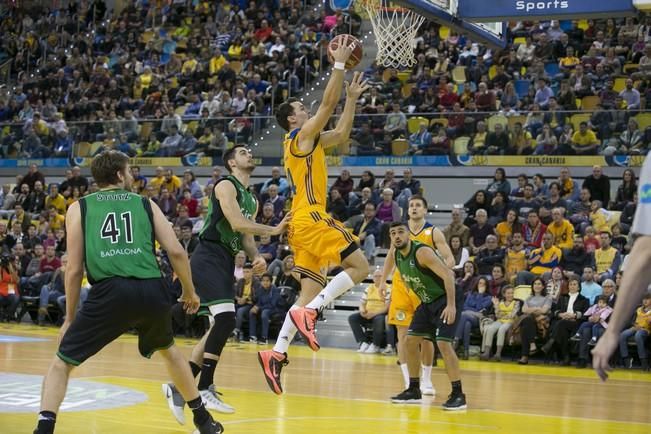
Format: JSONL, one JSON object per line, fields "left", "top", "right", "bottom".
{"left": 420, "top": 383, "right": 436, "bottom": 396}
{"left": 199, "top": 385, "right": 235, "bottom": 414}
{"left": 357, "top": 342, "right": 370, "bottom": 353}
{"left": 364, "top": 343, "right": 380, "bottom": 354}
{"left": 381, "top": 345, "right": 396, "bottom": 355}
{"left": 162, "top": 383, "right": 186, "bottom": 425}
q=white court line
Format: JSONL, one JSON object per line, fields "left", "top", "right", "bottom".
{"left": 220, "top": 416, "right": 497, "bottom": 430}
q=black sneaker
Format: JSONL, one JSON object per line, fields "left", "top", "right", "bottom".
{"left": 193, "top": 415, "right": 224, "bottom": 434}
{"left": 390, "top": 387, "right": 422, "bottom": 404}
{"left": 442, "top": 393, "right": 467, "bottom": 411}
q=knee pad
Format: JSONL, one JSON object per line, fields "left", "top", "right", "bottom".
{"left": 205, "top": 311, "right": 236, "bottom": 357}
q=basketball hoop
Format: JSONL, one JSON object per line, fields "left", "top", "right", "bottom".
{"left": 360, "top": 0, "right": 426, "bottom": 69}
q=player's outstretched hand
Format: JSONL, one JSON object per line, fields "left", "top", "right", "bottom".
{"left": 252, "top": 255, "right": 267, "bottom": 276}
{"left": 592, "top": 329, "right": 618, "bottom": 381}
{"left": 275, "top": 211, "right": 292, "bottom": 235}
{"left": 179, "top": 291, "right": 200, "bottom": 314}
{"left": 345, "top": 71, "right": 370, "bottom": 100}
{"left": 440, "top": 305, "right": 456, "bottom": 325}
{"left": 332, "top": 34, "right": 355, "bottom": 64}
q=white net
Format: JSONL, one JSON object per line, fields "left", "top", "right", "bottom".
{"left": 361, "top": 0, "right": 426, "bottom": 69}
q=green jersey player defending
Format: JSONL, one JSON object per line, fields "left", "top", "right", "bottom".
{"left": 386, "top": 221, "right": 467, "bottom": 410}
{"left": 34, "top": 151, "right": 223, "bottom": 434}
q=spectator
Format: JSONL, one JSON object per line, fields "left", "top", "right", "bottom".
{"left": 594, "top": 231, "right": 622, "bottom": 282}
{"left": 266, "top": 185, "right": 286, "bottom": 220}
{"left": 331, "top": 170, "right": 355, "bottom": 204}
{"left": 582, "top": 165, "right": 611, "bottom": 206}
{"left": 274, "top": 255, "right": 301, "bottom": 293}
{"left": 24, "top": 181, "right": 46, "bottom": 216}
{"left": 486, "top": 124, "right": 510, "bottom": 155}
{"left": 480, "top": 286, "right": 520, "bottom": 362}
{"left": 469, "top": 209, "right": 495, "bottom": 255}
{"left": 606, "top": 119, "right": 645, "bottom": 155}
{"left": 449, "top": 235, "right": 470, "bottom": 275}
{"left": 234, "top": 252, "right": 246, "bottom": 281}
{"left": 534, "top": 124, "right": 559, "bottom": 155}
{"left": 513, "top": 184, "right": 540, "bottom": 222}
{"left": 463, "top": 190, "right": 490, "bottom": 227}
{"left": 261, "top": 167, "right": 290, "bottom": 197}
{"left": 569, "top": 122, "right": 600, "bottom": 155}
{"left": 569, "top": 188, "right": 592, "bottom": 230}
{"left": 618, "top": 293, "right": 651, "bottom": 370}
{"left": 486, "top": 168, "right": 512, "bottom": 197}
{"left": 533, "top": 79, "right": 554, "bottom": 109}
{"left": 377, "top": 170, "right": 399, "bottom": 194}
{"left": 22, "top": 164, "right": 45, "bottom": 191}
{"left": 68, "top": 166, "right": 89, "bottom": 195}
{"left": 547, "top": 207, "right": 575, "bottom": 250}
{"left": 384, "top": 103, "right": 407, "bottom": 138}
{"left": 376, "top": 188, "right": 401, "bottom": 223}
{"left": 0, "top": 254, "right": 20, "bottom": 322}
{"left": 257, "top": 203, "right": 280, "bottom": 228}
{"left": 516, "top": 232, "right": 562, "bottom": 285}
{"left": 504, "top": 232, "right": 528, "bottom": 284}
{"left": 233, "top": 264, "right": 260, "bottom": 341}
{"left": 257, "top": 235, "right": 278, "bottom": 264}
{"left": 453, "top": 276, "right": 492, "bottom": 360}
{"left": 353, "top": 203, "right": 382, "bottom": 262}
{"left": 8, "top": 204, "right": 32, "bottom": 235}
{"left": 476, "top": 235, "right": 505, "bottom": 276}
{"left": 179, "top": 222, "right": 199, "bottom": 258}
{"left": 0, "top": 185, "right": 16, "bottom": 219}
{"left": 488, "top": 192, "right": 508, "bottom": 226}
{"left": 45, "top": 184, "right": 66, "bottom": 216}
{"left": 561, "top": 234, "right": 594, "bottom": 278}
{"left": 613, "top": 169, "right": 637, "bottom": 211}
{"left": 327, "top": 189, "right": 348, "bottom": 222}
{"left": 516, "top": 278, "right": 553, "bottom": 365}
{"left": 540, "top": 277, "right": 590, "bottom": 365}
{"left": 574, "top": 295, "right": 613, "bottom": 368}
{"left": 620, "top": 192, "right": 637, "bottom": 234}
{"left": 522, "top": 210, "right": 546, "bottom": 249}
{"left": 495, "top": 209, "right": 522, "bottom": 247}
{"left": 580, "top": 267, "right": 603, "bottom": 305}
{"left": 248, "top": 274, "right": 282, "bottom": 345}
{"left": 558, "top": 167, "right": 580, "bottom": 202}
{"left": 156, "top": 188, "right": 178, "bottom": 220}
{"left": 619, "top": 78, "right": 641, "bottom": 109}
{"left": 443, "top": 208, "right": 470, "bottom": 247}
{"left": 348, "top": 269, "right": 391, "bottom": 354}
{"left": 37, "top": 254, "right": 67, "bottom": 326}
{"left": 130, "top": 166, "right": 147, "bottom": 193}
{"left": 409, "top": 123, "right": 432, "bottom": 153}
{"left": 181, "top": 170, "right": 203, "bottom": 200}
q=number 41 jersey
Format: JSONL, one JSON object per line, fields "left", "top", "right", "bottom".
{"left": 80, "top": 189, "right": 162, "bottom": 284}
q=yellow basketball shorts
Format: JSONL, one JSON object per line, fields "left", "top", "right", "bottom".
{"left": 388, "top": 271, "right": 422, "bottom": 327}
{"left": 288, "top": 209, "right": 359, "bottom": 287}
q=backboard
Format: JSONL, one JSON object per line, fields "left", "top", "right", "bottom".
{"left": 394, "top": 0, "right": 508, "bottom": 48}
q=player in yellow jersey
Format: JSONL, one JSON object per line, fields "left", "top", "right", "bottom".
{"left": 258, "top": 37, "right": 371, "bottom": 395}
{"left": 380, "top": 195, "right": 454, "bottom": 396}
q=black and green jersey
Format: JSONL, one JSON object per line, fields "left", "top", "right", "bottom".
{"left": 395, "top": 240, "right": 446, "bottom": 303}
{"left": 199, "top": 175, "right": 258, "bottom": 256}
{"left": 80, "top": 189, "right": 161, "bottom": 284}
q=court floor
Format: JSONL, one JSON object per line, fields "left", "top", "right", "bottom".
{"left": 0, "top": 323, "right": 649, "bottom": 434}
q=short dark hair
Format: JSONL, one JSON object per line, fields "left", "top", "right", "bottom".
{"left": 409, "top": 194, "right": 428, "bottom": 208}
{"left": 364, "top": 202, "right": 376, "bottom": 210}
{"left": 524, "top": 183, "right": 534, "bottom": 189}
{"left": 276, "top": 97, "right": 299, "bottom": 131}
{"left": 390, "top": 221, "right": 407, "bottom": 229}
{"left": 91, "top": 150, "right": 129, "bottom": 187}
{"left": 222, "top": 144, "right": 248, "bottom": 173}
{"left": 596, "top": 295, "right": 609, "bottom": 304}
{"left": 261, "top": 273, "right": 273, "bottom": 281}
{"left": 243, "top": 263, "right": 253, "bottom": 270}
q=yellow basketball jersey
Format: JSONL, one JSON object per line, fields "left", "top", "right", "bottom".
{"left": 283, "top": 128, "right": 327, "bottom": 212}
{"left": 410, "top": 222, "right": 436, "bottom": 248}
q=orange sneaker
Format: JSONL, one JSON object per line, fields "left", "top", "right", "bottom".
{"left": 289, "top": 307, "right": 320, "bottom": 351}
{"left": 257, "top": 350, "right": 289, "bottom": 395}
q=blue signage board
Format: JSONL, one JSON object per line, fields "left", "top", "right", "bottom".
{"left": 457, "top": 0, "right": 636, "bottom": 21}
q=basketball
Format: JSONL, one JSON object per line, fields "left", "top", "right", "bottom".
{"left": 327, "top": 34, "right": 363, "bottom": 70}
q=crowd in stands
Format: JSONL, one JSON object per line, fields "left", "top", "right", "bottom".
{"left": 339, "top": 165, "right": 649, "bottom": 370}
{"left": 0, "top": 0, "right": 359, "bottom": 158}
{"left": 347, "top": 15, "right": 651, "bottom": 156}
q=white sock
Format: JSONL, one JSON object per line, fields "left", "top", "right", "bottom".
{"left": 305, "top": 271, "right": 355, "bottom": 310}
{"left": 272, "top": 305, "right": 299, "bottom": 354}
{"left": 421, "top": 365, "right": 432, "bottom": 385}
{"left": 400, "top": 363, "right": 410, "bottom": 389}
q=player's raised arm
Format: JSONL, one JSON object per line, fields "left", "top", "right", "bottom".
{"left": 321, "top": 71, "right": 370, "bottom": 151}
{"left": 216, "top": 181, "right": 288, "bottom": 237}
{"left": 379, "top": 244, "right": 396, "bottom": 297}
{"left": 299, "top": 35, "right": 354, "bottom": 141}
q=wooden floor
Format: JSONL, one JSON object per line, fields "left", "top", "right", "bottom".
{"left": 1, "top": 323, "right": 650, "bottom": 434}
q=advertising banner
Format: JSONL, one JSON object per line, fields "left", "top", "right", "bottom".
{"left": 457, "top": 0, "right": 636, "bottom": 21}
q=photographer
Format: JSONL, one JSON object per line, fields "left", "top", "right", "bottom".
{"left": 0, "top": 253, "right": 20, "bottom": 322}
